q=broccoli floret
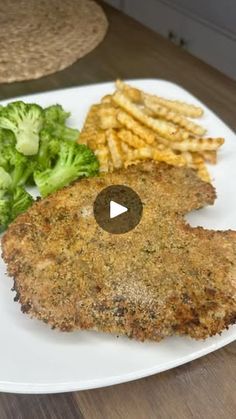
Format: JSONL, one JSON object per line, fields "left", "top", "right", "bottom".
{"left": 44, "top": 104, "right": 70, "bottom": 125}
{"left": 0, "top": 167, "right": 12, "bottom": 189}
{"left": 0, "top": 129, "right": 16, "bottom": 171}
{"left": 6, "top": 147, "right": 36, "bottom": 188}
{"left": 11, "top": 186, "right": 34, "bottom": 220}
{"left": 0, "top": 127, "right": 15, "bottom": 147}
{"left": 0, "top": 149, "right": 35, "bottom": 231}
{"left": 43, "top": 104, "right": 79, "bottom": 142}
{"left": 34, "top": 141, "right": 99, "bottom": 197}
{"left": 0, "top": 101, "right": 43, "bottom": 156}
{"left": 0, "top": 124, "right": 36, "bottom": 187}
{"left": 0, "top": 145, "right": 35, "bottom": 188}
{"left": 0, "top": 168, "right": 12, "bottom": 230}
{"left": 0, "top": 144, "right": 10, "bottom": 172}
{"left": 37, "top": 129, "right": 60, "bottom": 170}
{"left": 0, "top": 189, "right": 11, "bottom": 232}
{"left": 0, "top": 186, "right": 34, "bottom": 232}
{"left": 0, "top": 158, "right": 35, "bottom": 231}
{"left": 51, "top": 124, "right": 79, "bottom": 142}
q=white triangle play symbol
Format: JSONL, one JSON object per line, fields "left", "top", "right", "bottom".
{"left": 110, "top": 200, "right": 128, "bottom": 219}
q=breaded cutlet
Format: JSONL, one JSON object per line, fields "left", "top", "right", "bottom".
{"left": 2, "top": 162, "right": 236, "bottom": 341}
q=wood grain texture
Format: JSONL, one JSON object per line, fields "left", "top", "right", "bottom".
{"left": 0, "top": 2, "right": 236, "bottom": 418}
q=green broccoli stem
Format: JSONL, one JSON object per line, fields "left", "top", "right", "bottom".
{"left": 0, "top": 167, "right": 12, "bottom": 189}
{"left": 37, "top": 132, "right": 60, "bottom": 170}
{"left": 36, "top": 166, "right": 83, "bottom": 197}
{"left": 37, "top": 142, "right": 50, "bottom": 169}
{"left": 11, "top": 187, "right": 34, "bottom": 220}
{"left": 0, "top": 186, "right": 34, "bottom": 231}
{"left": 0, "top": 190, "right": 11, "bottom": 230}
{"left": 11, "top": 162, "right": 35, "bottom": 189}
{"left": 16, "top": 128, "right": 39, "bottom": 156}
{"left": 0, "top": 203, "right": 10, "bottom": 231}
{"left": 57, "top": 126, "right": 79, "bottom": 142}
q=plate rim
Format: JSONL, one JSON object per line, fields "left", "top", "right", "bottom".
{"left": 0, "top": 331, "right": 235, "bottom": 394}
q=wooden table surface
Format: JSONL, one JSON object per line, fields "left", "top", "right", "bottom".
{"left": 0, "top": 3, "right": 236, "bottom": 418}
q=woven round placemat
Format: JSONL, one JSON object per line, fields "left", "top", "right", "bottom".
{"left": 0, "top": 0, "right": 108, "bottom": 83}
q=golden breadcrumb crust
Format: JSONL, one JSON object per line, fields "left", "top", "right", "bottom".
{"left": 2, "top": 162, "right": 236, "bottom": 341}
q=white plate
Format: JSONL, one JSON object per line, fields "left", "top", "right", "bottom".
{"left": 0, "top": 79, "right": 236, "bottom": 394}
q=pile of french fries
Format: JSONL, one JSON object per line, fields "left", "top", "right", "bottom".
{"left": 79, "top": 80, "right": 224, "bottom": 182}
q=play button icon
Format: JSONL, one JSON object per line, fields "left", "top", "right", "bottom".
{"left": 110, "top": 201, "right": 128, "bottom": 219}
{"left": 94, "top": 185, "right": 143, "bottom": 234}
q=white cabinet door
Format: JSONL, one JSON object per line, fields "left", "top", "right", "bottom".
{"left": 165, "top": 0, "right": 236, "bottom": 36}
{"left": 124, "top": 0, "right": 183, "bottom": 42}
{"left": 104, "top": 0, "right": 236, "bottom": 79}
{"left": 181, "top": 15, "right": 236, "bottom": 80}
{"left": 123, "top": 0, "right": 236, "bottom": 80}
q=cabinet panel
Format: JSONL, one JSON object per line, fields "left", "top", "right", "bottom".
{"left": 103, "top": 0, "right": 236, "bottom": 79}
{"left": 124, "top": 0, "right": 183, "bottom": 40}
{"left": 182, "top": 16, "right": 236, "bottom": 79}
{"left": 123, "top": 0, "right": 236, "bottom": 79}
{"left": 164, "top": 0, "right": 236, "bottom": 36}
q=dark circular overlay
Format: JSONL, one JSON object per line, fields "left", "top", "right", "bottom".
{"left": 93, "top": 185, "right": 143, "bottom": 234}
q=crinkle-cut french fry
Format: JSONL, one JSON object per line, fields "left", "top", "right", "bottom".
{"left": 79, "top": 105, "right": 101, "bottom": 145}
{"left": 120, "top": 141, "right": 134, "bottom": 163}
{"left": 106, "top": 129, "right": 123, "bottom": 169}
{"left": 143, "top": 93, "right": 204, "bottom": 118}
{"left": 101, "top": 94, "right": 113, "bottom": 104}
{"left": 79, "top": 129, "right": 106, "bottom": 150}
{"left": 117, "top": 129, "right": 147, "bottom": 149}
{"left": 180, "top": 137, "right": 223, "bottom": 152}
{"left": 79, "top": 104, "right": 118, "bottom": 146}
{"left": 117, "top": 111, "right": 155, "bottom": 144}
{"left": 130, "top": 148, "right": 153, "bottom": 160}
{"left": 178, "top": 152, "right": 211, "bottom": 182}
{"left": 78, "top": 129, "right": 94, "bottom": 145}
{"left": 157, "top": 136, "right": 224, "bottom": 152}
{"left": 152, "top": 148, "right": 187, "bottom": 167}
{"left": 88, "top": 131, "right": 107, "bottom": 150}
{"left": 190, "top": 152, "right": 205, "bottom": 166}
{"left": 115, "top": 79, "right": 203, "bottom": 117}
{"left": 186, "top": 153, "right": 211, "bottom": 182}
{"left": 78, "top": 135, "right": 88, "bottom": 146}
{"left": 98, "top": 106, "right": 120, "bottom": 130}
{"left": 196, "top": 161, "right": 211, "bottom": 183}
{"left": 182, "top": 151, "right": 194, "bottom": 166}
{"left": 127, "top": 147, "right": 186, "bottom": 167}
{"left": 80, "top": 81, "right": 221, "bottom": 183}
{"left": 82, "top": 104, "right": 100, "bottom": 126}
{"left": 97, "top": 104, "right": 117, "bottom": 116}
{"left": 112, "top": 92, "right": 192, "bottom": 142}
{"left": 181, "top": 152, "right": 205, "bottom": 170}
{"left": 94, "top": 145, "right": 110, "bottom": 173}
{"left": 155, "top": 143, "right": 166, "bottom": 151}
{"left": 116, "top": 79, "right": 142, "bottom": 103}
{"left": 192, "top": 153, "right": 203, "bottom": 162}
{"left": 200, "top": 150, "right": 217, "bottom": 164}
{"left": 144, "top": 97, "right": 206, "bottom": 136}
{"left": 120, "top": 141, "right": 133, "bottom": 154}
